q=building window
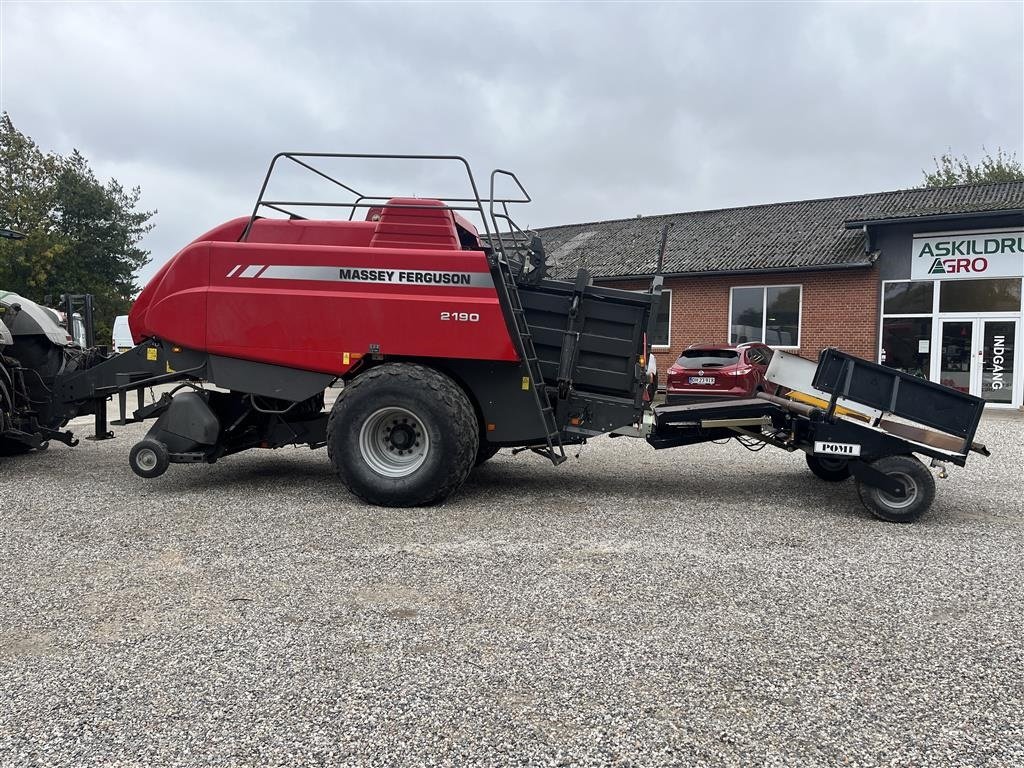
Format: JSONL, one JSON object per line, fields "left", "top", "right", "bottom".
{"left": 729, "top": 285, "right": 801, "bottom": 347}
{"left": 651, "top": 289, "right": 671, "bottom": 347}
{"left": 938, "top": 278, "right": 1022, "bottom": 313}
{"left": 883, "top": 280, "right": 933, "bottom": 314}
{"left": 881, "top": 317, "right": 932, "bottom": 378}
{"left": 879, "top": 280, "right": 935, "bottom": 378}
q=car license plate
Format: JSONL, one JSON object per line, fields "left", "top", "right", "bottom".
{"left": 688, "top": 376, "right": 716, "bottom": 385}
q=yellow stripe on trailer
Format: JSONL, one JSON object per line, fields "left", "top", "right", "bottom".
{"left": 786, "top": 390, "right": 871, "bottom": 423}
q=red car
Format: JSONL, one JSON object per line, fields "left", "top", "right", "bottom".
{"left": 665, "top": 343, "right": 774, "bottom": 404}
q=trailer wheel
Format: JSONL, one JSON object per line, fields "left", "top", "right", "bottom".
{"left": 328, "top": 363, "right": 479, "bottom": 506}
{"left": 475, "top": 444, "right": 500, "bottom": 467}
{"left": 856, "top": 455, "right": 935, "bottom": 523}
{"left": 805, "top": 453, "right": 851, "bottom": 482}
{"left": 129, "top": 439, "right": 170, "bottom": 479}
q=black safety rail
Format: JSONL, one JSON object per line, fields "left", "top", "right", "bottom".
{"left": 238, "top": 152, "right": 529, "bottom": 247}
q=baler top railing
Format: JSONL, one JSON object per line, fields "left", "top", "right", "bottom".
{"left": 485, "top": 169, "right": 550, "bottom": 281}
{"left": 487, "top": 168, "right": 533, "bottom": 252}
{"left": 239, "top": 152, "right": 533, "bottom": 245}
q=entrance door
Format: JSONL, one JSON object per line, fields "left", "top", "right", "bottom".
{"left": 939, "top": 320, "right": 975, "bottom": 395}
{"left": 979, "top": 319, "right": 1016, "bottom": 404}
{"left": 938, "top": 318, "right": 1017, "bottom": 403}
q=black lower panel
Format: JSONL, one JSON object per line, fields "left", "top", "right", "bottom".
{"left": 143, "top": 388, "right": 328, "bottom": 463}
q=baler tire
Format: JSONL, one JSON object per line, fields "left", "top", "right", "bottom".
{"left": 328, "top": 364, "right": 479, "bottom": 507}
{"left": 129, "top": 439, "right": 170, "bottom": 479}
{"left": 805, "top": 453, "right": 852, "bottom": 482}
{"left": 856, "top": 455, "right": 935, "bottom": 523}
{"left": 0, "top": 438, "right": 33, "bottom": 457}
{"left": 475, "top": 444, "right": 500, "bottom": 467}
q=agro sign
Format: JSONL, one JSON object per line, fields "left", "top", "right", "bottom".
{"left": 911, "top": 230, "right": 1024, "bottom": 280}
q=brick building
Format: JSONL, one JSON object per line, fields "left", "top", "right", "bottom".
{"left": 536, "top": 181, "right": 1024, "bottom": 408}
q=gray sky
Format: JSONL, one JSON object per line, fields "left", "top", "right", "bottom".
{"left": 2, "top": 1, "right": 1022, "bottom": 284}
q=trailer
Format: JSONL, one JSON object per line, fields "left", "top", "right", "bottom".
{"left": 34, "top": 152, "right": 988, "bottom": 520}
{"left": 646, "top": 348, "right": 989, "bottom": 522}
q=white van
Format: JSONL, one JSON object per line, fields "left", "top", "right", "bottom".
{"left": 112, "top": 315, "right": 133, "bottom": 353}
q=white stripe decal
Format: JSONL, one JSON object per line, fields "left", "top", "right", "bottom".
{"left": 239, "top": 264, "right": 264, "bottom": 278}
{"left": 256, "top": 265, "right": 493, "bottom": 288}
{"left": 226, "top": 264, "right": 241, "bottom": 277}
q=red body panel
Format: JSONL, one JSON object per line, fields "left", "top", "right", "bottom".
{"left": 130, "top": 204, "right": 518, "bottom": 376}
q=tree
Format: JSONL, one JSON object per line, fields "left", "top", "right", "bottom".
{"left": 0, "top": 112, "right": 154, "bottom": 343}
{"left": 921, "top": 147, "right": 1024, "bottom": 187}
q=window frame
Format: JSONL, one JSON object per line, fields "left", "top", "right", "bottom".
{"left": 879, "top": 277, "right": 1024, "bottom": 379}
{"left": 878, "top": 279, "right": 938, "bottom": 365}
{"left": 651, "top": 288, "right": 672, "bottom": 349}
{"left": 727, "top": 284, "right": 802, "bottom": 349}
{"left": 881, "top": 278, "right": 935, "bottom": 316}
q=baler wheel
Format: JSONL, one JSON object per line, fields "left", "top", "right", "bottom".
{"left": 129, "top": 439, "right": 170, "bottom": 479}
{"left": 0, "top": 437, "right": 34, "bottom": 456}
{"left": 327, "top": 363, "right": 479, "bottom": 507}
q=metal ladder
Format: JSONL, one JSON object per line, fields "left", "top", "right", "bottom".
{"left": 494, "top": 252, "right": 566, "bottom": 465}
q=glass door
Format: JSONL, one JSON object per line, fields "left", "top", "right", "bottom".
{"left": 939, "top": 320, "right": 975, "bottom": 394}
{"left": 937, "top": 318, "right": 1018, "bottom": 404}
{"left": 980, "top": 319, "right": 1016, "bottom": 404}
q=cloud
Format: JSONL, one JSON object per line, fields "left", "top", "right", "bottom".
{"left": 1, "top": 0, "right": 1021, "bottom": 284}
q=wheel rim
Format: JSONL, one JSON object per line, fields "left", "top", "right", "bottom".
{"left": 876, "top": 471, "right": 918, "bottom": 510}
{"left": 818, "top": 457, "right": 847, "bottom": 472}
{"left": 358, "top": 407, "right": 430, "bottom": 478}
{"left": 136, "top": 448, "right": 158, "bottom": 472}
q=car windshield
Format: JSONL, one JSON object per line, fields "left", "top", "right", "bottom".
{"left": 676, "top": 349, "right": 739, "bottom": 369}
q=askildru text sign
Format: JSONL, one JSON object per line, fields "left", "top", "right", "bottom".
{"left": 911, "top": 230, "right": 1024, "bottom": 280}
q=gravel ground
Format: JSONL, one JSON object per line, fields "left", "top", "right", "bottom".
{"left": 0, "top": 412, "right": 1022, "bottom": 767}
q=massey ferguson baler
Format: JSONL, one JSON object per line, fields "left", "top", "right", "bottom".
{"left": 41, "top": 152, "right": 989, "bottom": 521}
{"left": 53, "top": 154, "right": 664, "bottom": 507}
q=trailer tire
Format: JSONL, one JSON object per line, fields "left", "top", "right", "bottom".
{"left": 328, "top": 363, "right": 479, "bottom": 507}
{"left": 856, "top": 455, "right": 935, "bottom": 523}
{"left": 129, "top": 439, "right": 170, "bottom": 479}
{"left": 805, "top": 453, "right": 851, "bottom": 482}
{"left": 475, "top": 444, "right": 500, "bottom": 466}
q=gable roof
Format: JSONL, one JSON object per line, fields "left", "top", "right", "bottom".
{"left": 534, "top": 180, "right": 1024, "bottom": 280}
